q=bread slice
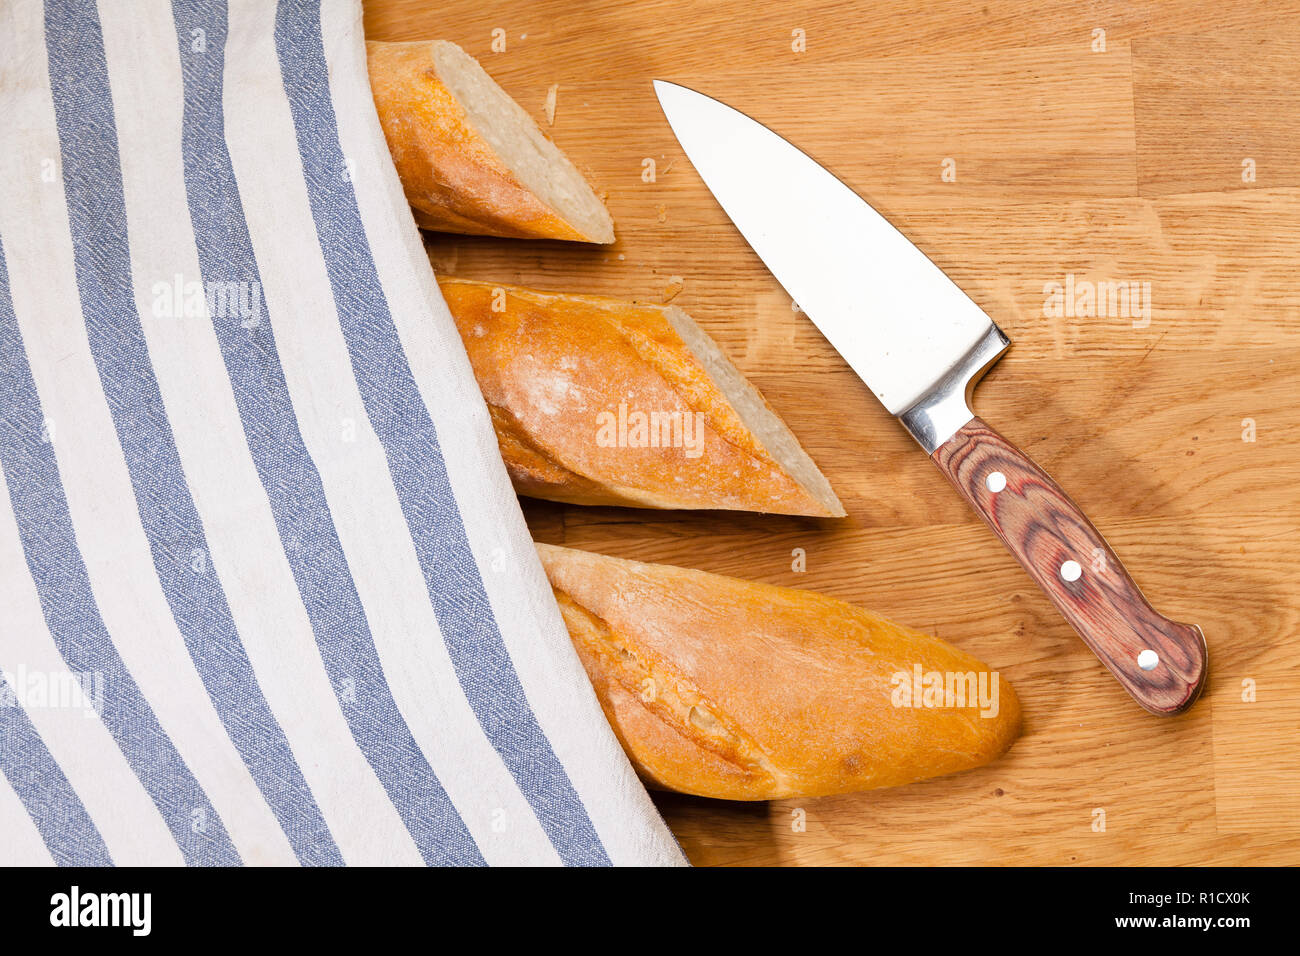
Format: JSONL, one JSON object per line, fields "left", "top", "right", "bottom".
{"left": 537, "top": 543, "right": 1022, "bottom": 800}
{"left": 366, "top": 40, "right": 614, "bottom": 243}
{"left": 439, "top": 277, "right": 845, "bottom": 517}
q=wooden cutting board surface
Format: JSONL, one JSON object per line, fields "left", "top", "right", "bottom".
{"left": 364, "top": 0, "right": 1300, "bottom": 865}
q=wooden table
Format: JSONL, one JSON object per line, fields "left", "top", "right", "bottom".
{"left": 364, "top": 0, "right": 1300, "bottom": 865}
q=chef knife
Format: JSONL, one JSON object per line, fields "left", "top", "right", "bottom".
{"left": 654, "top": 80, "right": 1206, "bottom": 716}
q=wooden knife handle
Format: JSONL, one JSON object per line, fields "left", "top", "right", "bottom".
{"left": 931, "top": 417, "right": 1206, "bottom": 715}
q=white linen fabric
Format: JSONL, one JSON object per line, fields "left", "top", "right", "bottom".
{"left": 0, "top": 0, "right": 686, "bottom": 867}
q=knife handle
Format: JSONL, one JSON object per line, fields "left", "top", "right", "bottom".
{"left": 931, "top": 417, "right": 1207, "bottom": 715}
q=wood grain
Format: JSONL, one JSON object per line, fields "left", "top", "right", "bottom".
{"left": 931, "top": 416, "right": 1207, "bottom": 715}
{"left": 365, "top": 0, "right": 1300, "bottom": 865}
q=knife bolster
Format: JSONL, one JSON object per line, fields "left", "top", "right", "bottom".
{"left": 897, "top": 324, "right": 1010, "bottom": 453}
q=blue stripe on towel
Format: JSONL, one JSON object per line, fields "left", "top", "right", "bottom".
{"left": 0, "top": 671, "right": 112, "bottom": 867}
{"left": 273, "top": 0, "right": 611, "bottom": 867}
{"left": 169, "top": 0, "right": 483, "bottom": 866}
{"left": 41, "top": 0, "right": 342, "bottom": 868}
{"left": 0, "top": 233, "right": 239, "bottom": 866}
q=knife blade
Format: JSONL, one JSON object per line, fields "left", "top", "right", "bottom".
{"left": 655, "top": 79, "right": 1207, "bottom": 716}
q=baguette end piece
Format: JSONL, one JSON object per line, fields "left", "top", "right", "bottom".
{"left": 537, "top": 542, "right": 1022, "bottom": 801}
{"left": 367, "top": 40, "right": 615, "bottom": 243}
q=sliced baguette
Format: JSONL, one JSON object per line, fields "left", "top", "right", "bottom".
{"left": 366, "top": 39, "right": 614, "bottom": 243}
{"left": 537, "top": 543, "right": 1022, "bottom": 800}
{"left": 439, "top": 277, "right": 845, "bottom": 517}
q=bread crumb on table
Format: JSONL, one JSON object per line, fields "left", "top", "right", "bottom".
{"left": 544, "top": 84, "right": 558, "bottom": 125}
{"left": 662, "top": 275, "right": 685, "bottom": 303}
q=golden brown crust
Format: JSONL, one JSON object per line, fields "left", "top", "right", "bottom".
{"left": 538, "top": 543, "right": 1022, "bottom": 800}
{"left": 439, "top": 277, "right": 842, "bottom": 516}
{"left": 365, "top": 40, "right": 610, "bottom": 242}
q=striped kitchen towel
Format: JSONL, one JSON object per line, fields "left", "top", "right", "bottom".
{"left": 0, "top": 0, "right": 686, "bottom": 866}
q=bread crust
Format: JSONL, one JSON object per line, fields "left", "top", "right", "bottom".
{"left": 366, "top": 40, "right": 613, "bottom": 242}
{"left": 440, "top": 277, "right": 843, "bottom": 516}
{"left": 538, "top": 543, "right": 1022, "bottom": 800}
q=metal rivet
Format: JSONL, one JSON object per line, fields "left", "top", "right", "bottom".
{"left": 1138, "top": 649, "right": 1159, "bottom": 671}
{"left": 1060, "top": 559, "right": 1082, "bottom": 582}
{"left": 986, "top": 471, "right": 1007, "bottom": 493}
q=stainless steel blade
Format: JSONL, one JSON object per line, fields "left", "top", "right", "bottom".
{"left": 654, "top": 80, "right": 1008, "bottom": 447}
